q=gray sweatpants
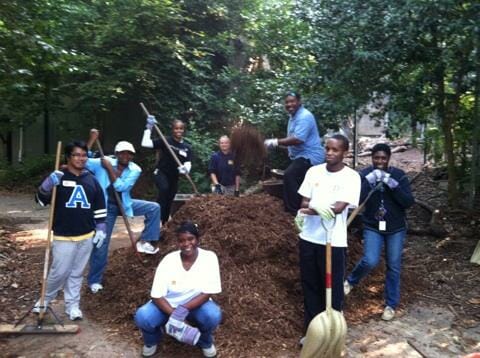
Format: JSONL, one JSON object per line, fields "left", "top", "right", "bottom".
{"left": 44, "top": 237, "right": 93, "bottom": 312}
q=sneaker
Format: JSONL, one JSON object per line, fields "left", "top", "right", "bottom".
{"left": 299, "top": 336, "right": 306, "bottom": 346}
{"left": 66, "top": 307, "right": 83, "bottom": 321}
{"left": 32, "top": 300, "right": 48, "bottom": 313}
{"left": 344, "top": 280, "right": 353, "bottom": 296}
{"left": 136, "top": 241, "right": 159, "bottom": 255}
{"left": 381, "top": 306, "right": 395, "bottom": 321}
{"left": 202, "top": 344, "right": 217, "bottom": 357}
{"left": 90, "top": 283, "right": 103, "bottom": 294}
{"left": 142, "top": 344, "right": 157, "bottom": 357}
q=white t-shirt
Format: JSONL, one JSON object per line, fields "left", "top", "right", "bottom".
{"left": 298, "top": 163, "right": 361, "bottom": 247}
{"left": 150, "top": 248, "right": 222, "bottom": 307}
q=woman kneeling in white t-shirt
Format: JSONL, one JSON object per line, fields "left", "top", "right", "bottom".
{"left": 134, "top": 221, "right": 222, "bottom": 357}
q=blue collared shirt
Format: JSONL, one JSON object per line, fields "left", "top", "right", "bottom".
{"left": 287, "top": 105, "right": 325, "bottom": 165}
{"left": 86, "top": 157, "right": 141, "bottom": 217}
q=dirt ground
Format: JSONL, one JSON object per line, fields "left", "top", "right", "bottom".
{"left": 1, "top": 148, "right": 480, "bottom": 357}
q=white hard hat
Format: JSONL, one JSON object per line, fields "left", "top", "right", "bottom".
{"left": 114, "top": 141, "right": 136, "bottom": 154}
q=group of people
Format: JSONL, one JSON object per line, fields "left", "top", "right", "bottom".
{"left": 32, "top": 90, "right": 414, "bottom": 357}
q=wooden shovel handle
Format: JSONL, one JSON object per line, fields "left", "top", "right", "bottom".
{"left": 139, "top": 102, "right": 199, "bottom": 195}
{"left": 38, "top": 141, "right": 62, "bottom": 321}
{"left": 95, "top": 139, "right": 143, "bottom": 262}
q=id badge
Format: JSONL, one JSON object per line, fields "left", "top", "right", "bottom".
{"left": 379, "top": 221, "right": 386, "bottom": 231}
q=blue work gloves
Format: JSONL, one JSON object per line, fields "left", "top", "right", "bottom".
{"left": 165, "top": 305, "right": 201, "bottom": 346}
{"left": 366, "top": 169, "right": 399, "bottom": 189}
{"left": 308, "top": 202, "right": 335, "bottom": 221}
{"left": 40, "top": 170, "right": 64, "bottom": 193}
{"left": 382, "top": 173, "right": 399, "bottom": 189}
{"left": 264, "top": 138, "right": 278, "bottom": 149}
{"left": 92, "top": 223, "right": 107, "bottom": 249}
{"left": 294, "top": 211, "right": 305, "bottom": 233}
{"left": 177, "top": 165, "right": 189, "bottom": 175}
{"left": 146, "top": 115, "right": 158, "bottom": 130}
{"left": 214, "top": 184, "right": 223, "bottom": 195}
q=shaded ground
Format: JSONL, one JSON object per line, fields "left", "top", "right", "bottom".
{"left": 1, "top": 148, "right": 480, "bottom": 357}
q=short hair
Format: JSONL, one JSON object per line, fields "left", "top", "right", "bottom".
{"left": 171, "top": 119, "right": 185, "bottom": 128}
{"left": 371, "top": 143, "right": 391, "bottom": 157}
{"left": 64, "top": 141, "right": 88, "bottom": 159}
{"left": 330, "top": 134, "right": 349, "bottom": 151}
{"left": 219, "top": 135, "right": 230, "bottom": 142}
{"left": 176, "top": 220, "right": 200, "bottom": 238}
{"left": 285, "top": 91, "right": 301, "bottom": 100}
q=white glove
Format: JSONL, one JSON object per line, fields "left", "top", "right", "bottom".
{"left": 178, "top": 165, "right": 188, "bottom": 175}
{"left": 264, "top": 138, "right": 279, "bottom": 149}
{"left": 366, "top": 169, "right": 386, "bottom": 185}
{"left": 308, "top": 202, "right": 335, "bottom": 221}
{"left": 294, "top": 211, "right": 305, "bottom": 233}
{"left": 92, "top": 231, "right": 106, "bottom": 249}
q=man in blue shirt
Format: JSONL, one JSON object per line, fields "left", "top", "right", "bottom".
{"left": 208, "top": 135, "right": 240, "bottom": 196}
{"left": 265, "top": 91, "right": 325, "bottom": 214}
{"left": 86, "top": 129, "right": 161, "bottom": 294}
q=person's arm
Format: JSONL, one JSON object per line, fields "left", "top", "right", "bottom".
{"left": 210, "top": 173, "right": 219, "bottom": 186}
{"left": 152, "top": 297, "right": 175, "bottom": 316}
{"left": 235, "top": 175, "right": 240, "bottom": 191}
{"left": 277, "top": 136, "right": 304, "bottom": 146}
{"left": 389, "top": 171, "right": 415, "bottom": 209}
{"left": 87, "top": 129, "right": 99, "bottom": 151}
{"left": 182, "top": 293, "right": 211, "bottom": 311}
{"left": 112, "top": 165, "right": 141, "bottom": 193}
{"left": 141, "top": 129, "right": 154, "bottom": 149}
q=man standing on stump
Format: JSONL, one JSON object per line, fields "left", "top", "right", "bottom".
{"left": 264, "top": 91, "right": 325, "bottom": 214}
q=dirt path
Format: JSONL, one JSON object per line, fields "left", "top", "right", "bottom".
{"left": 1, "top": 155, "right": 480, "bottom": 358}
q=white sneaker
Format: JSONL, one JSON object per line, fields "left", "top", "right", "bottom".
{"left": 344, "top": 280, "right": 353, "bottom": 296}
{"left": 202, "top": 344, "right": 217, "bottom": 357}
{"left": 381, "top": 306, "right": 395, "bottom": 321}
{"left": 90, "top": 283, "right": 103, "bottom": 294}
{"left": 136, "top": 241, "right": 159, "bottom": 255}
{"left": 32, "top": 300, "right": 48, "bottom": 313}
{"left": 142, "top": 344, "right": 157, "bottom": 357}
{"left": 299, "top": 336, "right": 306, "bottom": 346}
{"left": 66, "top": 307, "right": 83, "bottom": 321}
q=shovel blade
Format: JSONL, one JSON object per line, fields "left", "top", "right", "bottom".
{"left": 300, "top": 309, "right": 347, "bottom": 358}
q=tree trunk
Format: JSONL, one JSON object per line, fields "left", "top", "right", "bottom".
{"left": 469, "top": 27, "right": 480, "bottom": 208}
{"left": 43, "top": 83, "right": 50, "bottom": 154}
{"left": 411, "top": 116, "right": 418, "bottom": 147}
{"left": 434, "top": 62, "right": 458, "bottom": 206}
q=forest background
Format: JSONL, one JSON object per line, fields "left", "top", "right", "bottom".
{"left": 1, "top": 0, "right": 479, "bottom": 207}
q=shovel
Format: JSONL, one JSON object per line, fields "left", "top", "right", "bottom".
{"left": 300, "top": 216, "right": 347, "bottom": 358}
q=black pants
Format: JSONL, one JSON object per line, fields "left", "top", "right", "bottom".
{"left": 154, "top": 170, "right": 178, "bottom": 224}
{"left": 299, "top": 239, "right": 346, "bottom": 330}
{"left": 283, "top": 157, "right": 312, "bottom": 214}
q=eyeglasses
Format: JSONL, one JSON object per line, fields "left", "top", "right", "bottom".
{"left": 71, "top": 153, "right": 88, "bottom": 158}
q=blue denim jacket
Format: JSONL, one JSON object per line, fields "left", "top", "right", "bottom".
{"left": 86, "top": 156, "right": 141, "bottom": 217}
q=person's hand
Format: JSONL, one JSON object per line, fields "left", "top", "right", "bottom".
{"left": 92, "top": 223, "right": 107, "bottom": 249}
{"left": 146, "top": 115, "right": 157, "bottom": 130}
{"left": 100, "top": 157, "right": 113, "bottom": 170}
{"left": 213, "top": 184, "right": 223, "bottom": 194}
{"left": 308, "top": 202, "right": 335, "bottom": 221}
{"left": 165, "top": 306, "right": 201, "bottom": 345}
{"left": 178, "top": 165, "right": 188, "bottom": 175}
{"left": 366, "top": 169, "right": 386, "bottom": 185}
{"left": 40, "top": 170, "right": 64, "bottom": 193}
{"left": 234, "top": 190, "right": 240, "bottom": 197}
{"left": 382, "top": 173, "right": 399, "bottom": 189}
{"left": 294, "top": 211, "right": 305, "bottom": 233}
{"left": 264, "top": 138, "right": 278, "bottom": 149}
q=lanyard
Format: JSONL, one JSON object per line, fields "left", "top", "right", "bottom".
{"left": 374, "top": 184, "right": 387, "bottom": 221}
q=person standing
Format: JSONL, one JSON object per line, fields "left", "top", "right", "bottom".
{"left": 142, "top": 117, "right": 192, "bottom": 225}
{"left": 264, "top": 91, "right": 325, "bottom": 214}
{"left": 134, "top": 221, "right": 222, "bottom": 358}
{"left": 208, "top": 135, "right": 241, "bottom": 196}
{"left": 33, "top": 141, "right": 107, "bottom": 320}
{"left": 295, "top": 134, "right": 360, "bottom": 336}
{"left": 86, "top": 130, "right": 161, "bottom": 294}
{"left": 344, "top": 143, "right": 414, "bottom": 321}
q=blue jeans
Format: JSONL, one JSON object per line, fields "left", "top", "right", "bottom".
{"left": 88, "top": 199, "right": 161, "bottom": 285}
{"left": 134, "top": 300, "right": 222, "bottom": 348}
{"left": 347, "top": 228, "right": 406, "bottom": 308}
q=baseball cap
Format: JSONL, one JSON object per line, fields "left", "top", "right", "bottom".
{"left": 114, "top": 141, "right": 136, "bottom": 154}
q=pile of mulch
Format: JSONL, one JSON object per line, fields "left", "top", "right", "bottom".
{"left": 82, "top": 193, "right": 422, "bottom": 357}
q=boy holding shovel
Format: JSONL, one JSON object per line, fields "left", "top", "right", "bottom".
{"left": 295, "top": 134, "right": 360, "bottom": 341}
